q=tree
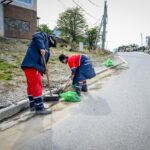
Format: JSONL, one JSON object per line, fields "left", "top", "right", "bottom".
{"left": 86, "top": 26, "right": 99, "bottom": 50}
{"left": 57, "top": 7, "right": 86, "bottom": 43}
{"left": 38, "top": 24, "right": 53, "bottom": 34}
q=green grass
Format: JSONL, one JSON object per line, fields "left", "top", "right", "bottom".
{"left": 0, "top": 73, "right": 12, "bottom": 80}
{"left": 0, "top": 58, "right": 17, "bottom": 80}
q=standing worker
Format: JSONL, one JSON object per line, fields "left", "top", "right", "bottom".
{"left": 59, "top": 54, "right": 96, "bottom": 96}
{"left": 21, "top": 32, "right": 57, "bottom": 115}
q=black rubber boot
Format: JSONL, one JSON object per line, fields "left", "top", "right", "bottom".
{"left": 28, "top": 95, "right": 35, "bottom": 111}
{"left": 36, "top": 108, "right": 52, "bottom": 115}
{"left": 81, "top": 81, "right": 88, "bottom": 92}
{"left": 34, "top": 97, "right": 52, "bottom": 115}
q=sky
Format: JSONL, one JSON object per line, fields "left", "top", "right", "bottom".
{"left": 37, "top": 0, "right": 150, "bottom": 50}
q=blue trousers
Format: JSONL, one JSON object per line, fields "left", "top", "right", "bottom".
{"left": 73, "top": 81, "right": 87, "bottom": 95}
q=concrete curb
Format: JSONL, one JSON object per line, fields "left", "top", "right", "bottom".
{"left": 0, "top": 55, "right": 126, "bottom": 122}
{"left": 0, "top": 100, "right": 28, "bottom": 122}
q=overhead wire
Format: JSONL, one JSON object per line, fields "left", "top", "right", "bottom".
{"left": 87, "top": 0, "right": 102, "bottom": 7}
{"left": 57, "top": 0, "right": 66, "bottom": 9}
{"left": 72, "top": 0, "right": 99, "bottom": 20}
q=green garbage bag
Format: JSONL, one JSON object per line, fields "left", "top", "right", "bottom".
{"left": 103, "top": 58, "right": 113, "bottom": 67}
{"left": 60, "top": 91, "right": 81, "bottom": 102}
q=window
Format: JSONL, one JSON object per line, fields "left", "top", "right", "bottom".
{"left": 16, "top": 0, "right": 32, "bottom": 4}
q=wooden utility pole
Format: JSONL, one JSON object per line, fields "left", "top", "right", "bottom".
{"left": 101, "top": 0, "right": 108, "bottom": 50}
{"left": 95, "top": 0, "right": 108, "bottom": 50}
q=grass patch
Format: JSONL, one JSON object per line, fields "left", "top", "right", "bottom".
{"left": 50, "top": 57, "right": 56, "bottom": 61}
{"left": 49, "top": 61, "right": 56, "bottom": 64}
{"left": 0, "top": 58, "right": 16, "bottom": 80}
{"left": 0, "top": 73, "right": 12, "bottom": 80}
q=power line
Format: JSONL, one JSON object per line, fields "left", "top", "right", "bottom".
{"left": 95, "top": 15, "right": 103, "bottom": 46}
{"left": 57, "top": 0, "right": 66, "bottom": 9}
{"left": 93, "top": 18, "right": 101, "bottom": 26}
{"left": 72, "top": 0, "right": 98, "bottom": 20}
{"left": 87, "top": 0, "right": 101, "bottom": 7}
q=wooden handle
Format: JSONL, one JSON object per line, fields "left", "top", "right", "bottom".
{"left": 42, "top": 56, "right": 52, "bottom": 96}
{"left": 62, "top": 79, "right": 71, "bottom": 91}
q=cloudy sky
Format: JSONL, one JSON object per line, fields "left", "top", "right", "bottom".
{"left": 37, "top": 0, "right": 150, "bottom": 50}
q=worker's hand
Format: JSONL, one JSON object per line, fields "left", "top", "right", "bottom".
{"left": 40, "top": 49, "right": 46, "bottom": 57}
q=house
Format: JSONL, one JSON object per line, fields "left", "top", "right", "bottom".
{"left": 0, "top": 0, "right": 37, "bottom": 39}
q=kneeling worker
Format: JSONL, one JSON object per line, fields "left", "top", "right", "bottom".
{"left": 59, "top": 54, "right": 96, "bottom": 96}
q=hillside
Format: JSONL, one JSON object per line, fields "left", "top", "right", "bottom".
{"left": 0, "top": 37, "right": 112, "bottom": 108}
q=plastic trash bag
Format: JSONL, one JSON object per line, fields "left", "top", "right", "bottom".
{"left": 103, "top": 58, "right": 113, "bottom": 67}
{"left": 60, "top": 91, "right": 81, "bottom": 102}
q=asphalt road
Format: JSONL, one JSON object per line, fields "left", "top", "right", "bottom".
{"left": 19, "top": 52, "right": 150, "bottom": 150}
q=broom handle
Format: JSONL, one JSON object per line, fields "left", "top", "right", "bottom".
{"left": 42, "top": 56, "right": 52, "bottom": 96}
{"left": 62, "top": 79, "right": 71, "bottom": 91}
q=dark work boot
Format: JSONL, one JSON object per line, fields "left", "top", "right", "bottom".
{"left": 28, "top": 95, "right": 35, "bottom": 112}
{"left": 75, "top": 82, "right": 82, "bottom": 96}
{"left": 36, "top": 108, "right": 52, "bottom": 115}
{"left": 34, "top": 97, "right": 52, "bottom": 115}
{"left": 82, "top": 81, "right": 88, "bottom": 92}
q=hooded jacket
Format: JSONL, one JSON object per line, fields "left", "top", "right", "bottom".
{"left": 68, "top": 54, "right": 96, "bottom": 83}
{"left": 21, "top": 32, "right": 52, "bottom": 74}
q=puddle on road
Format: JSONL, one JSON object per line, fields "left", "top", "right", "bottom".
{"left": 51, "top": 101, "right": 75, "bottom": 112}
{"left": 0, "top": 101, "right": 77, "bottom": 132}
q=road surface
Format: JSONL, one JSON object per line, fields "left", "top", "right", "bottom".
{"left": 1, "top": 52, "right": 150, "bottom": 150}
